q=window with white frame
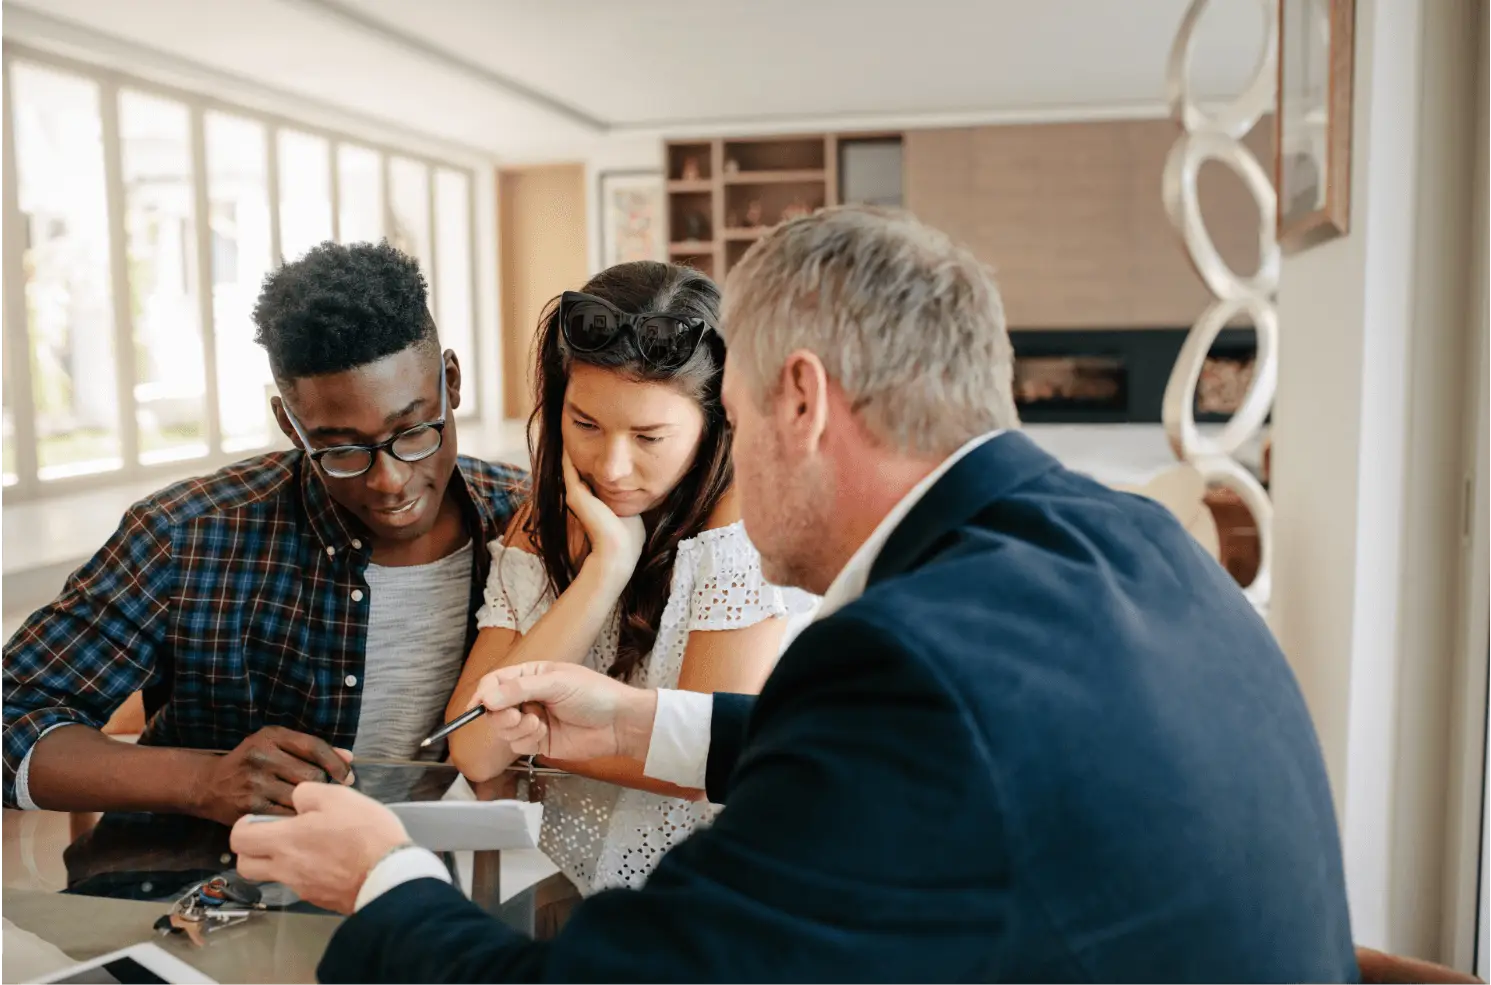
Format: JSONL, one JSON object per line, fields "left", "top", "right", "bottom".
{"left": 1, "top": 47, "right": 480, "bottom": 501}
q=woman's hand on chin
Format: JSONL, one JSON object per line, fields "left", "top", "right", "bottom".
{"left": 563, "top": 449, "right": 645, "bottom": 583}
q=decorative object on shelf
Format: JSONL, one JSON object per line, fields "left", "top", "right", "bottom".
{"left": 680, "top": 157, "right": 702, "bottom": 181}
{"left": 1161, "top": 0, "right": 1280, "bottom": 611}
{"left": 666, "top": 134, "right": 836, "bottom": 278}
{"left": 683, "top": 211, "right": 710, "bottom": 242}
{"left": 599, "top": 170, "right": 666, "bottom": 266}
{"left": 779, "top": 199, "right": 812, "bottom": 223}
{"left": 1275, "top": 0, "right": 1354, "bottom": 252}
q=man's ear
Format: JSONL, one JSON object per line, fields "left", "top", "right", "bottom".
{"left": 444, "top": 349, "right": 462, "bottom": 412}
{"left": 270, "top": 395, "right": 302, "bottom": 450}
{"left": 778, "top": 350, "right": 829, "bottom": 453}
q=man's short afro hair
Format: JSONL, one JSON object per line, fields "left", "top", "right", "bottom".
{"left": 253, "top": 240, "right": 437, "bottom": 380}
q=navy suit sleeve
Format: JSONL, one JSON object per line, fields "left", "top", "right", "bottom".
{"left": 705, "top": 691, "right": 754, "bottom": 803}
{"left": 318, "top": 614, "right": 1014, "bottom": 984}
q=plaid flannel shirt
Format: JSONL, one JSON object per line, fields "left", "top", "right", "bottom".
{"left": 2, "top": 451, "right": 525, "bottom": 809}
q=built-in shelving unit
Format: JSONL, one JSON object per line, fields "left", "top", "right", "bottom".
{"left": 667, "top": 130, "right": 912, "bottom": 280}
{"left": 665, "top": 132, "right": 905, "bottom": 280}
{"left": 666, "top": 134, "right": 838, "bottom": 280}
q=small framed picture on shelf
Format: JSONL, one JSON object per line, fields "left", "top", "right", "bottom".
{"left": 1275, "top": 0, "right": 1355, "bottom": 253}
{"left": 598, "top": 170, "right": 666, "bottom": 267}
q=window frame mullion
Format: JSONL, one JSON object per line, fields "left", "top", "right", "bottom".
{"left": 2, "top": 55, "right": 39, "bottom": 495}
{"left": 189, "top": 103, "right": 223, "bottom": 455}
{"left": 99, "top": 78, "right": 141, "bottom": 474}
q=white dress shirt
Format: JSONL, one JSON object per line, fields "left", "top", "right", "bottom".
{"left": 356, "top": 429, "right": 1002, "bottom": 910}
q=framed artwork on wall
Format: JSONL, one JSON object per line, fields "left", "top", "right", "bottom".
{"left": 598, "top": 170, "right": 666, "bottom": 267}
{"left": 1275, "top": 0, "right": 1356, "bottom": 253}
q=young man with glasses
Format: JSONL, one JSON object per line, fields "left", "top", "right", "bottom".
{"left": 2, "top": 241, "right": 524, "bottom": 826}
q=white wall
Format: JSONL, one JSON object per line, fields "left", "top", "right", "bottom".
{"left": 1443, "top": 5, "right": 1490, "bottom": 969}
{"left": 1269, "top": 0, "right": 1485, "bottom": 961}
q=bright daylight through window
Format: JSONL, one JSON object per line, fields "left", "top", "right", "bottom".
{"left": 1, "top": 52, "right": 479, "bottom": 497}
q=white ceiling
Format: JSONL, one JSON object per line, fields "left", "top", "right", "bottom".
{"left": 6, "top": 0, "right": 1271, "bottom": 160}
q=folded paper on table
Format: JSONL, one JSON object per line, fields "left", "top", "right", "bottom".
{"left": 387, "top": 799, "right": 544, "bottom": 852}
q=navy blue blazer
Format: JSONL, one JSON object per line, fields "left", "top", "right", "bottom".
{"left": 320, "top": 432, "right": 1356, "bottom": 983}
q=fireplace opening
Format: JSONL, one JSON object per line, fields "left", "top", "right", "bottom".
{"left": 1014, "top": 356, "right": 1128, "bottom": 415}
{"left": 1196, "top": 343, "right": 1256, "bottom": 422}
{"left": 1009, "top": 327, "right": 1260, "bottom": 426}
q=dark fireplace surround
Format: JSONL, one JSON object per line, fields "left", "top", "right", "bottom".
{"left": 1009, "top": 326, "right": 1260, "bottom": 426}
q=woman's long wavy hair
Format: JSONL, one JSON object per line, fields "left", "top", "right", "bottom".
{"left": 524, "top": 261, "right": 732, "bottom": 681}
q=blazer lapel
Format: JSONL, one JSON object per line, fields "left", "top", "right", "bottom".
{"left": 867, "top": 431, "right": 1062, "bottom": 587}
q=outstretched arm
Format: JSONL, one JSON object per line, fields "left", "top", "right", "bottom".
{"left": 539, "top": 614, "right": 784, "bottom": 798}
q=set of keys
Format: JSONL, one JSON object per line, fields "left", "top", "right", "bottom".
{"left": 146, "top": 757, "right": 556, "bottom": 946}
{"left": 153, "top": 875, "right": 266, "bottom": 946}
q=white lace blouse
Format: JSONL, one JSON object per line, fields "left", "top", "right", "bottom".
{"left": 474, "top": 520, "right": 818, "bottom": 895}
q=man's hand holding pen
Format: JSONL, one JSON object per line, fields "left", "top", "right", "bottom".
{"left": 460, "top": 661, "right": 659, "bottom": 763}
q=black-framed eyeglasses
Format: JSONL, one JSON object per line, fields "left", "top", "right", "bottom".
{"left": 560, "top": 291, "right": 714, "bottom": 370}
{"left": 281, "top": 358, "right": 449, "bottom": 479}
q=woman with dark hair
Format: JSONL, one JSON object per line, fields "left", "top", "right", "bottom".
{"left": 446, "top": 260, "right": 815, "bottom": 897}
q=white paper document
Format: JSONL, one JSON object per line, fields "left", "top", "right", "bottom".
{"left": 4, "top": 918, "right": 79, "bottom": 984}
{"left": 387, "top": 799, "right": 544, "bottom": 852}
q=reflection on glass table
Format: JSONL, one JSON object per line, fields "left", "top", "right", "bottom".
{"left": 2, "top": 761, "right": 578, "bottom": 984}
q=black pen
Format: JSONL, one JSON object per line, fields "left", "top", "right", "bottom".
{"left": 420, "top": 706, "right": 484, "bottom": 748}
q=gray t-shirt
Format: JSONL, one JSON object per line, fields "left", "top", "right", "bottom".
{"left": 352, "top": 541, "right": 472, "bottom": 801}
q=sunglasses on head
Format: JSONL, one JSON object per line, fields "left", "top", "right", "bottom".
{"left": 559, "top": 291, "right": 713, "bottom": 370}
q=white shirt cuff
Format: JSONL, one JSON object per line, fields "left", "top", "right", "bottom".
{"left": 355, "top": 845, "right": 452, "bottom": 911}
{"left": 641, "top": 688, "right": 713, "bottom": 790}
{"left": 15, "top": 722, "right": 80, "bottom": 811}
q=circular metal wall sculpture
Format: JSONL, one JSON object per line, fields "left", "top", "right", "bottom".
{"left": 1161, "top": 0, "right": 1280, "bottom": 611}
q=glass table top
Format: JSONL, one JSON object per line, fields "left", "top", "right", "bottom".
{"left": 2, "top": 761, "right": 578, "bottom": 984}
